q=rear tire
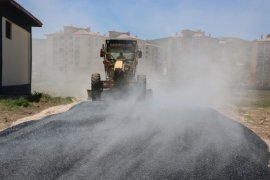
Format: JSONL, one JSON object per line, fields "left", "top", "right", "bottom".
{"left": 137, "top": 75, "right": 146, "bottom": 100}
{"left": 91, "top": 73, "right": 102, "bottom": 101}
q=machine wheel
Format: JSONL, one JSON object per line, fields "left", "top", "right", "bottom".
{"left": 137, "top": 75, "right": 146, "bottom": 99}
{"left": 91, "top": 73, "right": 102, "bottom": 101}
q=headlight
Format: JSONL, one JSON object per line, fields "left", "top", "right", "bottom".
{"left": 124, "top": 66, "right": 129, "bottom": 71}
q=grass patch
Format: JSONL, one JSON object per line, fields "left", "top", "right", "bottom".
{"left": 0, "top": 92, "right": 73, "bottom": 111}
{"left": 243, "top": 114, "right": 255, "bottom": 123}
{"left": 234, "top": 90, "right": 270, "bottom": 108}
{"left": 0, "top": 97, "right": 31, "bottom": 110}
{"left": 39, "top": 93, "right": 73, "bottom": 104}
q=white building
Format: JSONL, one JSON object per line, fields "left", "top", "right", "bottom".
{"left": 0, "top": 0, "right": 42, "bottom": 95}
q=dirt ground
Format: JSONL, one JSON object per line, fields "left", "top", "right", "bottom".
{"left": 240, "top": 108, "right": 270, "bottom": 147}
{"left": 220, "top": 105, "right": 270, "bottom": 149}
{"left": 217, "top": 89, "right": 270, "bottom": 154}
{"left": 0, "top": 101, "right": 79, "bottom": 132}
{"left": 218, "top": 105, "right": 270, "bottom": 168}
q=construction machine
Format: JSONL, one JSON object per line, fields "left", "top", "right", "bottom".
{"left": 87, "top": 39, "right": 151, "bottom": 101}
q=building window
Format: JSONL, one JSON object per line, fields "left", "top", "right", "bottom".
{"left": 6, "top": 21, "right": 12, "bottom": 40}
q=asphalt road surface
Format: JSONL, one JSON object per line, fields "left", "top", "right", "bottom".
{"left": 0, "top": 100, "right": 269, "bottom": 179}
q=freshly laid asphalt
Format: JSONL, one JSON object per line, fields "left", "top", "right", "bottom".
{"left": 0, "top": 100, "right": 269, "bottom": 180}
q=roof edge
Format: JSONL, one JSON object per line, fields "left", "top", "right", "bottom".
{"left": 1, "top": 0, "right": 42, "bottom": 27}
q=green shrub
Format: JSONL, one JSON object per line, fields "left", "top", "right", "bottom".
{"left": 13, "top": 97, "right": 31, "bottom": 107}
{"left": 0, "top": 93, "right": 73, "bottom": 111}
{"left": 26, "top": 92, "right": 42, "bottom": 102}
{"left": 39, "top": 93, "right": 73, "bottom": 104}
{"left": 0, "top": 97, "right": 31, "bottom": 109}
{"left": 40, "top": 93, "right": 53, "bottom": 103}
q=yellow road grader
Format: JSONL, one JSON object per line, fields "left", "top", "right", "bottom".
{"left": 87, "top": 39, "right": 150, "bottom": 101}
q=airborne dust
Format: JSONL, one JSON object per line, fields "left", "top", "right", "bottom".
{"left": 2, "top": 0, "right": 269, "bottom": 178}
{"left": 25, "top": 32, "right": 270, "bottom": 179}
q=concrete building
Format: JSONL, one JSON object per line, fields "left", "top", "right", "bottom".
{"left": 150, "top": 30, "right": 219, "bottom": 83}
{"left": 252, "top": 35, "right": 270, "bottom": 88}
{"left": 218, "top": 37, "right": 253, "bottom": 87}
{"left": 150, "top": 30, "right": 253, "bottom": 87}
{"left": 0, "top": 0, "right": 42, "bottom": 95}
{"left": 32, "top": 26, "right": 106, "bottom": 97}
{"left": 142, "top": 42, "right": 162, "bottom": 76}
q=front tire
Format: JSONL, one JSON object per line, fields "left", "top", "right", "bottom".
{"left": 91, "top": 73, "right": 102, "bottom": 101}
{"left": 137, "top": 75, "right": 146, "bottom": 100}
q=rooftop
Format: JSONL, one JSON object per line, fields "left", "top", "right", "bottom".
{"left": 257, "top": 34, "right": 270, "bottom": 42}
{"left": 115, "top": 34, "right": 138, "bottom": 40}
{"left": 46, "top": 26, "right": 103, "bottom": 36}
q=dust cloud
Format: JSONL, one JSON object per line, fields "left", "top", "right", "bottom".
{"left": 0, "top": 0, "right": 268, "bottom": 178}
{"left": 76, "top": 36, "right": 268, "bottom": 178}
{"left": 77, "top": 32, "right": 268, "bottom": 178}
{"left": 28, "top": 30, "right": 270, "bottom": 179}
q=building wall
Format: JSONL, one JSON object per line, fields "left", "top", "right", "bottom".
{"left": 253, "top": 40, "right": 270, "bottom": 88}
{"left": 150, "top": 35, "right": 253, "bottom": 87}
{"left": 32, "top": 28, "right": 107, "bottom": 98}
{"left": 138, "top": 43, "right": 162, "bottom": 78}
{"left": 0, "top": 17, "right": 2, "bottom": 87}
{"left": 2, "top": 17, "right": 30, "bottom": 86}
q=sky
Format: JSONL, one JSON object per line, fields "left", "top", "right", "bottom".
{"left": 16, "top": 0, "right": 270, "bottom": 40}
